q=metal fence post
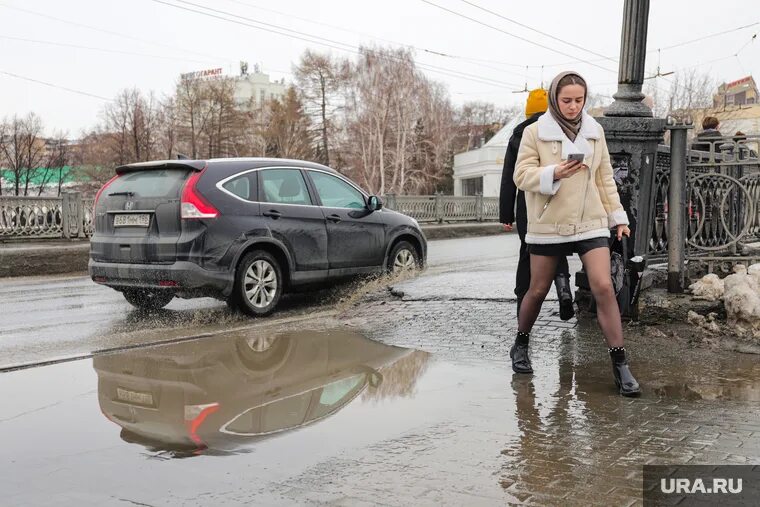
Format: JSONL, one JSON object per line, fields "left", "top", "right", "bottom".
{"left": 61, "top": 191, "right": 82, "bottom": 239}
{"left": 434, "top": 192, "right": 444, "bottom": 223}
{"left": 75, "top": 192, "right": 84, "bottom": 239}
{"left": 384, "top": 193, "right": 396, "bottom": 210}
{"left": 666, "top": 119, "right": 692, "bottom": 292}
{"left": 61, "top": 192, "right": 72, "bottom": 239}
{"left": 475, "top": 193, "right": 483, "bottom": 222}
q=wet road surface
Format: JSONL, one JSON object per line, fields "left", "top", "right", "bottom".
{"left": 1, "top": 235, "right": 549, "bottom": 370}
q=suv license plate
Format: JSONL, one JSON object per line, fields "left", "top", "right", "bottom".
{"left": 114, "top": 214, "right": 150, "bottom": 227}
{"left": 116, "top": 388, "right": 154, "bottom": 406}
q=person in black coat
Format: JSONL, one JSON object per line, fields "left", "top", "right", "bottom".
{"left": 499, "top": 89, "right": 573, "bottom": 320}
{"left": 691, "top": 116, "right": 723, "bottom": 153}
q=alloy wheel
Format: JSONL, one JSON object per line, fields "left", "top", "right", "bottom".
{"left": 393, "top": 249, "right": 416, "bottom": 272}
{"left": 244, "top": 260, "right": 278, "bottom": 308}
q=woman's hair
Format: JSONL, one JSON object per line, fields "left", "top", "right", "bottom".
{"left": 556, "top": 73, "right": 587, "bottom": 94}
{"left": 702, "top": 116, "right": 720, "bottom": 130}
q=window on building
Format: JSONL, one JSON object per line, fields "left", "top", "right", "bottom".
{"left": 461, "top": 177, "right": 483, "bottom": 196}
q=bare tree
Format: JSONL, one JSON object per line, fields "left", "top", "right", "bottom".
{"left": 203, "top": 78, "right": 245, "bottom": 158}
{"left": 100, "top": 88, "right": 163, "bottom": 165}
{"left": 158, "top": 96, "right": 178, "bottom": 159}
{"left": 0, "top": 113, "right": 47, "bottom": 196}
{"left": 455, "top": 101, "right": 517, "bottom": 150}
{"left": 645, "top": 69, "right": 716, "bottom": 118}
{"left": 262, "top": 87, "right": 315, "bottom": 160}
{"left": 294, "top": 50, "right": 347, "bottom": 166}
{"left": 175, "top": 77, "right": 214, "bottom": 159}
{"left": 70, "top": 130, "right": 116, "bottom": 193}
{"left": 35, "top": 135, "right": 71, "bottom": 196}
{"left": 333, "top": 46, "right": 476, "bottom": 195}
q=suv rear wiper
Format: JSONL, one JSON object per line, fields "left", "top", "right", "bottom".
{"left": 108, "top": 191, "right": 135, "bottom": 197}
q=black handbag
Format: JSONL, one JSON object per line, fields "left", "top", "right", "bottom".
{"left": 610, "top": 235, "right": 646, "bottom": 320}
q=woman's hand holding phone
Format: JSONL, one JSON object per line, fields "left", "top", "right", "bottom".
{"left": 554, "top": 159, "right": 584, "bottom": 180}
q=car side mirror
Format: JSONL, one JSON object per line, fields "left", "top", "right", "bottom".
{"left": 367, "top": 195, "right": 383, "bottom": 211}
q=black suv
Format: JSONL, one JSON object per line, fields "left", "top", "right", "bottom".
{"left": 89, "top": 158, "right": 426, "bottom": 315}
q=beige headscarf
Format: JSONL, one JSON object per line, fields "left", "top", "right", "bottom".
{"left": 548, "top": 71, "right": 588, "bottom": 142}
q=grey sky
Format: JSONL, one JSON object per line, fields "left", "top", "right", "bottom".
{"left": 1, "top": 0, "right": 758, "bottom": 136}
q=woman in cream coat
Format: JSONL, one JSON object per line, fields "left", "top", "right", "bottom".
{"left": 512, "top": 71, "right": 640, "bottom": 397}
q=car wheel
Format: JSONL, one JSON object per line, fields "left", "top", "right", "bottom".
{"left": 235, "top": 334, "right": 292, "bottom": 371}
{"left": 387, "top": 241, "right": 421, "bottom": 273}
{"left": 122, "top": 288, "right": 174, "bottom": 310}
{"left": 230, "top": 250, "right": 283, "bottom": 317}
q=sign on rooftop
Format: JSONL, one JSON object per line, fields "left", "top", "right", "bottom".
{"left": 180, "top": 67, "right": 223, "bottom": 81}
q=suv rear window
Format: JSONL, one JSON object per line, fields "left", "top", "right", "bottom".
{"left": 107, "top": 170, "right": 190, "bottom": 199}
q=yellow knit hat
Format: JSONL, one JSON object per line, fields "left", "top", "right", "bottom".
{"left": 525, "top": 88, "right": 548, "bottom": 117}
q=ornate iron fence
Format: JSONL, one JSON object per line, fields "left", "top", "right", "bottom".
{"left": 0, "top": 193, "right": 499, "bottom": 240}
{"left": 0, "top": 193, "right": 94, "bottom": 241}
{"left": 382, "top": 194, "right": 499, "bottom": 223}
{"left": 652, "top": 133, "right": 760, "bottom": 270}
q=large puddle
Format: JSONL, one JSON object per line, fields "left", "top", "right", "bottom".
{"left": 3, "top": 327, "right": 760, "bottom": 506}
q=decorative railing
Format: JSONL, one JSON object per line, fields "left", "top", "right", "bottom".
{"left": 0, "top": 193, "right": 94, "bottom": 240}
{"left": 651, "top": 135, "right": 760, "bottom": 262}
{"left": 383, "top": 194, "right": 499, "bottom": 223}
{"left": 0, "top": 193, "right": 500, "bottom": 240}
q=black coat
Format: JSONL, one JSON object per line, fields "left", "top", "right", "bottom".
{"left": 498, "top": 112, "right": 543, "bottom": 224}
{"left": 691, "top": 128, "right": 723, "bottom": 152}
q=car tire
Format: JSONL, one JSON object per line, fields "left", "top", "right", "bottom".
{"left": 230, "top": 250, "right": 283, "bottom": 317}
{"left": 122, "top": 289, "right": 174, "bottom": 310}
{"left": 387, "top": 241, "right": 421, "bottom": 273}
{"left": 234, "top": 334, "right": 292, "bottom": 371}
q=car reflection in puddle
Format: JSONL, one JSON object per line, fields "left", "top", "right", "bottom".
{"left": 94, "top": 329, "right": 413, "bottom": 458}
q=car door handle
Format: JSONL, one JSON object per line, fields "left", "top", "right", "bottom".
{"left": 263, "top": 210, "right": 282, "bottom": 219}
{"left": 326, "top": 214, "right": 342, "bottom": 223}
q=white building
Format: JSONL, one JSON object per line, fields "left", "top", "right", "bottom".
{"left": 452, "top": 116, "right": 521, "bottom": 196}
{"left": 180, "top": 62, "right": 288, "bottom": 107}
{"left": 233, "top": 62, "right": 288, "bottom": 107}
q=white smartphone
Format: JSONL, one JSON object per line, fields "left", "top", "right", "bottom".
{"left": 567, "top": 153, "right": 585, "bottom": 163}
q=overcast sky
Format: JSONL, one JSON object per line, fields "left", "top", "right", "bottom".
{"left": 1, "top": 0, "right": 758, "bottom": 136}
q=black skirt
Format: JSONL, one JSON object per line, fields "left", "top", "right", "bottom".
{"left": 528, "top": 236, "right": 609, "bottom": 257}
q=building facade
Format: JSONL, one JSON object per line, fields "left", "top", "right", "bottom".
{"left": 232, "top": 62, "right": 288, "bottom": 107}
{"left": 713, "top": 76, "right": 759, "bottom": 108}
{"left": 452, "top": 117, "right": 520, "bottom": 197}
{"left": 180, "top": 62, "right": 288, "bottom": 107}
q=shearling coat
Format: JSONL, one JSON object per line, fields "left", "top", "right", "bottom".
{"left": 513, "top": 111, "right": 629, "bottom": 244}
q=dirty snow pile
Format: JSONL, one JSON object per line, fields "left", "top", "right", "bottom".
{"left": 689, "top": 263, "right": 760, "bottom": 338}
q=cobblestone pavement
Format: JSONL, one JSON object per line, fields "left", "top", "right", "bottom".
{"left": 327, "top": 273, "right": 760, "bottom": 506}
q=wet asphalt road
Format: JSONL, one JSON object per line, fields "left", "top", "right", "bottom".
{"left": 2, "top": 234, "right": 571, "bottom": 370}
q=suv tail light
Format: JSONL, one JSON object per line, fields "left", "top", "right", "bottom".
{"left": 181, "top": 169, "right": 219, "bottom": 219}
{"left": 93, "top": 174, "right": 120, "bottom": 209}
{"left": 184, "top": 403, "right": 220, "bottom": 446}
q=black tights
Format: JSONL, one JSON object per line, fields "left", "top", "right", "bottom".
{"left": 517, "top": 247, "right": 624, "bottom": 348}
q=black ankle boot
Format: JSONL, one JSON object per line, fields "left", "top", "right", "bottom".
{"left": 609, "top": 347, "right": 641, "bottom": 397}
{"left": 554, "top": 274, "right": 574, "bottom": 321}
{"left": 510, "top": 331, "right": 533, "bottom": 374}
